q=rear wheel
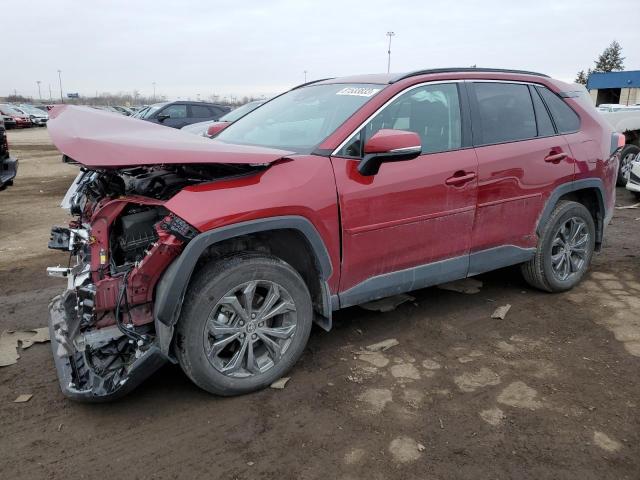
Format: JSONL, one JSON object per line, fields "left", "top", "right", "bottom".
{"left": 521, "top": 201, "right": 595, "bottom": 292}
{"left": 617, "top": 145, "right": 640, "bottom": 186}
{"left": 176, "top": 253, "right": 313, "bottom": 396}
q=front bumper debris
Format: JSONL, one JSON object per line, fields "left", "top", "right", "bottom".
{"left": 48, "top": 293, "right": 167, "bottom": 402}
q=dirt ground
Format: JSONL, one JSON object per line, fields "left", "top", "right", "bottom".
{"left": 1, "top": 127, "right": 639, "bottom": 480}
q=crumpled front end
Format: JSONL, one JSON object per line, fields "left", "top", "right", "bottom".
{"left": 46, "top": 167, "right": 210, "bottom": 401}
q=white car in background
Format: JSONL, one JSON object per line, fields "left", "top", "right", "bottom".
{"left": 625, "top": 153, "right": 640, "bottom": 199}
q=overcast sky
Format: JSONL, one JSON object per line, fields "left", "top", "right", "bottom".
{"left": 4, "top": 0, "right": 639, "bottom": 101}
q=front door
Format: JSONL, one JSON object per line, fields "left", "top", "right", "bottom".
{"left": 331, "top": 82, "right": 479, "bottom": 307}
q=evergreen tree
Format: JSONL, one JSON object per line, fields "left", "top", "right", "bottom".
{"left": 593, "top": 40, "right": 625, "bottom": 72}
{"left": 575, "top": 70, "right": 588, "bottom": 85}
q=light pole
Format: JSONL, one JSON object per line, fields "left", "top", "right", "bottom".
{"left": 386, "top": 31, "right": 395, "bottom": 74}
{"left": 303, "top": 70, "right": 308, "bottom": 83}
{"left": 36, "top": 81, "right": 42, "bottom": 101}
{"left": 48, "top": 84, "right": 52, "bottom": 102}
{"left": 152, "top": 82, "right": 156, "bottom": 101}
{"left": 57, "top": 69, "right": 64, "bottom": 103}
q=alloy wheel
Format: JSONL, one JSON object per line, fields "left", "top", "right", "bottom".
{"left": 203, "top": 280, "right": 297, "bottom": 378}
{"left": 550, "top": 216, "right": 590, "bottom": 281}
{"left": 620, "top": 152, "right": 636, "bottom": 182}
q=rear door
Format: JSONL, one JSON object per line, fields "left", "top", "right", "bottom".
{"left": 468, "top": 81, "right": 574, "bottom": 273}
{"left": 331, "top": 82, "right": 479, "bottom": 304}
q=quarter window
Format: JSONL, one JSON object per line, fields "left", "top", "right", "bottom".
{"left": 338, "top": 83, "right": 462, "bottom": 157}
{"left": 536, "top": 86, "right": 580, "bottom": 133}
{"left": 473, "top": 82, "right": 537, "bottom": 144}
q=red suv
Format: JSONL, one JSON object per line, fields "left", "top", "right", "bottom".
{"left": 46, "top": 68, "right": 621, "bottom": 401}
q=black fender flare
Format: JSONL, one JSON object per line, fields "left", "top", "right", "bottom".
{"left": 154, "top": 215, "right": 333, "bottom": 328}
{"left": 536, "top": 178, "right": 607, "bottom": 243}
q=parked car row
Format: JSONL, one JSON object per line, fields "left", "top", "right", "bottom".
{"left": 0, "top": 103, "right": 49, "bottom": 128}
{"left": 0, "top": 116, "right": 17, "bottom": 189}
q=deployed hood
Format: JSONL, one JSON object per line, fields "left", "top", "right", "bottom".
{"left": 47, "top": 105, "right": 294, "bottom": 168}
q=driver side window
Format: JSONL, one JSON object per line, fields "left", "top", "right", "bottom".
{"left": 160, "top": 104, "right": 187, "bottom": 119}
{"left": 338, "top": 83, "right": 462, "bottom": 157}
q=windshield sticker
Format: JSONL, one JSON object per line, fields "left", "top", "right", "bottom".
{"left": 336, "top": 87, "right": 381, "bottom": 97}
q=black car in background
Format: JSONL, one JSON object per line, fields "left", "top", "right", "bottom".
{"left": 133, "top": 101, "right": 231, "bottom": 129}
{"left": 0, "top": 117, "right": 18, "bottom": 189}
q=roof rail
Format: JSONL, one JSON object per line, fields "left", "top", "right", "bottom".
{"left": 291, "top": 78, "right": 336, "bottom": 90}
{"left": 391, "top": 68, "right": 549, "bottom": 83}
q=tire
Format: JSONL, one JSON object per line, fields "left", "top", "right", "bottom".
{"left": 521, "top": 200, "right": 596, "bottom": 292}
{"left": 175, "top": 253, "right": 313, "bottom": 396}
{"left": 617, "top": 145, "right": 640, "bottom": 186}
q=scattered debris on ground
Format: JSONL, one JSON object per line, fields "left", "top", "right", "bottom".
{"left": 437, "top": 278, "right": 483, "bottom": 294}
{"left": 13, "top": 394, "right": 33, "bottom": 403}
{"left": 270, "top": 377, "right": 290, "bottom": 389}
{"left": 0, "top": 328, "right": 50, "bottom": 367}
{"left": 615, "top": 202, "right": 640, "bottom": 210}
{"left": 491, "top": 304, "right": 512, "bottom": 320}
{"left": 365, "top": 338, "right": 399, "bottom": 352}
{"left": 593, "top": 431, "right": 622, "bottom": 452}
{"left": 360, "top": 294, "right": 415, "bottom": 312}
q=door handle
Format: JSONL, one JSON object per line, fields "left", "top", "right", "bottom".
{"left": 445, "top": 171, "right": 476, "bottom": 186}
{"left": 544, "top": 151, "right": 568, "bottom": 163}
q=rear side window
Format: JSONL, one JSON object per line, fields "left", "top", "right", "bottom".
{"left": 473, "top": 83, "right": 537, "bottom": 144}
{"left": 536, "top": 87, "right": 580, "bottom": 133}
{"left": 191, "top": 105, "right": 213, "bottom": 118}
{"left": 530, "top": 86, "right": 555, "bottom": 137}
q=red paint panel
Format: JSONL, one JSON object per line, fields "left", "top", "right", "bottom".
{"left": 472, "top": 136, "right": 574, "bottom": 251}
{"left": 332, "top": 148, "right": 478, "bottom": 292}
{"left": 165, "top": 156, "right": 342, "bottom": 292}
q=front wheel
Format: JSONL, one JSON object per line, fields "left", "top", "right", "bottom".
{"left": 176, "top": 253, "right": 313, "bottom": 396}
{"left": 521, "top": 201, "right": 595, "bottom": 292}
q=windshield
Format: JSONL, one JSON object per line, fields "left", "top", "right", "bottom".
{"left": 0, "top": 105, "right": 22, "bottom": 116}
{"left": 219, "top": 101, "right": 264, "bottom": 123}
{"left": 215, "top": 84, "right": 383, "bottom": 152}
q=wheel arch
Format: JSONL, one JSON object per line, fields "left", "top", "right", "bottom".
{"left": 537, "top": 179, "right": 606, "bottom": 249}
{"left": 154, "top": 216, "right": 334, "bottom": 335}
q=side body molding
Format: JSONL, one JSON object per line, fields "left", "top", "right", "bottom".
{"left": 154, "top": 216, "right": 333, "bottom": 328}
{"left": 536, "top": 178, "right": 606, "bottom": 243}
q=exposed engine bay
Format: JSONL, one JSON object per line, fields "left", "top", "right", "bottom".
{"left": 47, "top": 163, "right": 260, "bottom": 400}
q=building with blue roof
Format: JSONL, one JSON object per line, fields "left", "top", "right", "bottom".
{"left": 587, "top": 70, "right": 640, "bottom": 106}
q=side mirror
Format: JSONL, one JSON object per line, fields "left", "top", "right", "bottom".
{"left": 357, "top": 129, "right": 422, "bottom": 176}
{"left": 157, "top": 113, "right": 170, "bottom": 122}
{"left": 206, "top": 122, "right": 230, "bottom": 137}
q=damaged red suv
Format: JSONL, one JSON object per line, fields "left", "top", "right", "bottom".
{"left": 47, "top": 68, "right": 621, "bottom": 401}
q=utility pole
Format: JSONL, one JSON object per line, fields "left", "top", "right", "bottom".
{"left": 386, "top": 31, "right": 395, "bottom": 74}
{"left": 48, "top": 84, "right": 52, "bottom": 102}
{"left": 152, "top": 82, "right": 156, "bottom": 101}
{"left": 57, "top": 69, "right": 64, "bottom": 103}
{"left": 303, "top": 70, "right": 308, "bottom": 83}
{"left": 36, "top": 81, "right": 42, "bottom": 101}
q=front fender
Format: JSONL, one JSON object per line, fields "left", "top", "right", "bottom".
{"left": 153, "top": 215, "right": 333, "bottom": 328}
